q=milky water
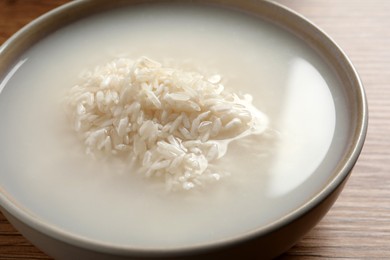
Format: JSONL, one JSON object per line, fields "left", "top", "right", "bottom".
{"left": 0, "top": 3, "right": 349, "bottom": 248}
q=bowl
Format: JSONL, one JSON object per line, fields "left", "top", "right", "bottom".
{"left": 0, "top": 0, "right": 367, "bottom": 259}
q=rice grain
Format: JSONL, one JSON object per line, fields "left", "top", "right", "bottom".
{"left": 65, "top": 57, "right": 268, "bottom": 191}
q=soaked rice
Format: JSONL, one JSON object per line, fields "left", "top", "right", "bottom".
{"left": 65, "top": 57, "right": 268, "bottom": 191}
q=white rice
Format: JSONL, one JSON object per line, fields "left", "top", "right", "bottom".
{"left": 65, "top": 57, "right": 268, "bottom": 191}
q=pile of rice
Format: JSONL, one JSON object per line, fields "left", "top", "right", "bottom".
{"left": 65, "top": 57, "right": 268, "bottom": 191}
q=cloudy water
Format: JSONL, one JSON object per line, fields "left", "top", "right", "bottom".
{"left": 0, "top": 3, "right": 349, "bottom": 248}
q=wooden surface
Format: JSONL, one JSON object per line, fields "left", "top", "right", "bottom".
{"left": 0, "top": 0, "right": 389, "bottom": 259}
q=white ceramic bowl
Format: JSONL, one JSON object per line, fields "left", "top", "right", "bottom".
{"left": 0, "top": 1, "right": 367, "bottom": 259}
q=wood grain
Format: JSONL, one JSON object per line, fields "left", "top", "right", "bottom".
{"left": 1, "top": 0, "right": 389, "bottom": 259}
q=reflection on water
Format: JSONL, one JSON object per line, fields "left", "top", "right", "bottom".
{"left": 0, "top": 59, "right": 27, "bottom": 94}
{"left": 267, "top": 58, "right": 336, "bottom": 197}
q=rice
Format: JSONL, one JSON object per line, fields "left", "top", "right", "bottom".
{"left": 65, "top": 56, "right": 268, "bottom": 191}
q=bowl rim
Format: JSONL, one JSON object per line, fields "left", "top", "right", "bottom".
{"left": 0, "top": 0, "right": 368, "bottom": 257}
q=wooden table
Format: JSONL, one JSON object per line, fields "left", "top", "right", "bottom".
{"left": 1, "top": 0, "right": 389, "bottom": 259}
